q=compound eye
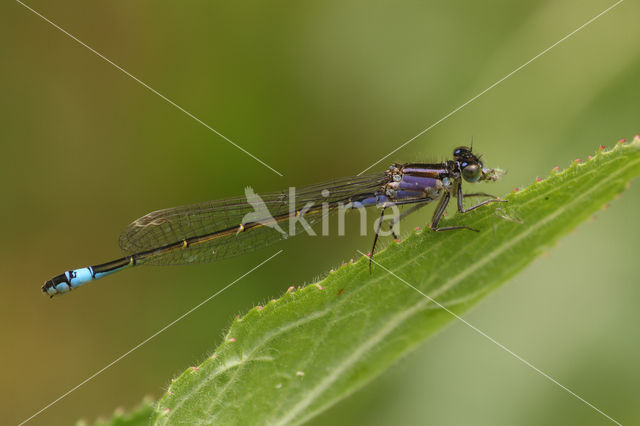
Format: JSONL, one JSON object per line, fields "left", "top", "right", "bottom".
{"left": 462, "top": 163, "right": 481, "bottom": 182}
{"left": 453, "top": 146, "right": 469, "bottom": 159}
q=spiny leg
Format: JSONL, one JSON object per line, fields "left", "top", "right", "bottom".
{"left": 456, "top": 184, "right": 506, "bottom": 213}
{"left": 370, "top": 199, "right": 435, "bottom": 271}
{"left": 369, "top": 206, "right": 387, "bottom": 272}
{"left": 388, "top": 201, "right": 431, "bottom": 239}
{"left": 430, "top": 190, "right": 478, "bottom": 232}
{"left": 462, "top": 192, "right": 497, "bottom": 199}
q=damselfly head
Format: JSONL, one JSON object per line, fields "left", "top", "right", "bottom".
{"left": 453, "top": 146, "right": 504, "bottom": 183}
{"left": 454, "top": 146, "right": 483, "bottom": 183}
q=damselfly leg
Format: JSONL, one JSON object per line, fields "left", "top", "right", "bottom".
{"left": 368, "top": 185, "right": 506, "bottom": 272}
{"left": 369, "top": 205, "right": 388, "bottom": 271}
{"left": 369, "top": 200, "right": 432, "bottom": 272}
{"left": 388, "top": 202, "right": 431, "bottom": 237}
{"left": 462, "top": 192, "right": 497, "bottom": 199}
{"left": 429, "top": 189, "right": 478, "bottom": 232}
{"left": 455, "top": 184, "right": 506, "bottom": 214}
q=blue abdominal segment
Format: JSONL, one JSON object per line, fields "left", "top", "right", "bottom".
{"left": 69, "top": 267, "right": 93, "bottom": 288}
{"left": 43, "top": 258, "right": 133, "bottom": 297}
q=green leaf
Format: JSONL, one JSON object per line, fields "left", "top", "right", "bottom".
{"left": 152, "top": 139, "right": 640, "bottom": 425}
{"left": 78, "top": 398, "right": 154, "bottom": 426}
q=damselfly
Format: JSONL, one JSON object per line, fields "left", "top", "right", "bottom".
{"left": 43, "top": 146, "right": 505, "bottom": 297}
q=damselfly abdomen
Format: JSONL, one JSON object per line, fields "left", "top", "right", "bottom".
{"left": 43, "top": 146, "right": 505, "bottom": 297}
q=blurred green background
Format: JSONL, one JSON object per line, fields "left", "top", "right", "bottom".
{"left": 3, "top": 0, "right": 639, "bottom": 425}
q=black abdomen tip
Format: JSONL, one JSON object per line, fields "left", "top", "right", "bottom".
{"left": 42, "top": 273, "right": 70, "bottom": 297}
